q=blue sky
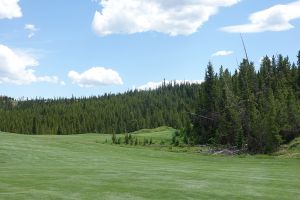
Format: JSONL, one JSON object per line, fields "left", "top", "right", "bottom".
{"left": 0, "top": 0, "right": 299, "bottom": 98}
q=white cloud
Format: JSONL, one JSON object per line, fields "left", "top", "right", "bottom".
{"left": 221, "top": 0, "right": 300, "bottom": 33}
{"left": 0, "top": 44, "right": 59, "bottom": 85}
{"left": 24, "top": 24, "right": 38, "bottom": 38}
{"left": 212, "top": 50, "right": 233, "bottom": 57}
{"left": 24, "top": 24, "right": 37, "bottom": 32}
{"left": 137, "top": 80, "right": 202, "bottom": 90}
{"left": 68, "top": 67, "right": 123, "bottom": 88}
{"left": 60, "top": 81, "right": 66, "bottom": 86}
{"left": 0, "top": 0, "right": 22, "bottom": 19}
{"left": 92, "top": 0, "right": 240, "bottom": 36}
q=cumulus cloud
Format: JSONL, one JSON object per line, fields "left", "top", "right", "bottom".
{"left": 0, "top": 0, "right": 22, "bottom": 19}
{"left": 221, "top": 0, "right": 300, "bottom": 33}
{"left": 68, "top": 67, "right": 123, "bottom": 88}
{"left": 137, "top": 80, "right": 203, "bottom": 90}
{"left": 0, "top": 44, "right": 59, "bottom": 85}
{"left": 92, "top": 0, "right": 240, "bottom": 36}
{"left": 212, "top": 50, "right": 233, "bottom": 57}
{"left": 24, "top": 24, "right": 38, "bottom": 38}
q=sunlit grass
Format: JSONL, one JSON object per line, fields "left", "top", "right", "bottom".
{"left": 0, "top": 131, "right": 299, "bottom": 200}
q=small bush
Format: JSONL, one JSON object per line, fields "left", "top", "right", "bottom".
{"left": 117, "top": 137, "right": 121, "bottom": 144}
{"left": 124, "top": 133, "right": 129, "bottom": 144}
{"left": 183, "top": 135, "right": 188, "bottom": 144}
{"left": 172, "top": 135, "right": 176, "bottom": 144}
{"left": 112, "top": 133, "right": 117, "bottom": 144}
{"left": 174, "top": 139, "right": 179, "bottom": 147}
{"left": 143, "top": 138, "right": 148, "bottom": 146}
{"left": 129, "top": 137, "right": 134, "bottom": 145}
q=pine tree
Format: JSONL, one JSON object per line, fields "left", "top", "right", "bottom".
{"left": 32, "top": 117, "right": 37, "bottom": 135}
{"left": 204, "top": 62, "right": 218, "bottom": 113}
{"left": 236, "top": 59, "right": 261, "bottom": 152}
{"left": 297, "top": 51, "right": 300, "bottom": 68}
{"left": 219, "top": 81, "right": 243, "bottom": 147}
{"left": 258, "top": 89, "right": 280, "bottom": 153}
{"left": 194, "top": 62, "right": 219, "bottom": 144}
{"left": 286, "top": 90, "right": 300, "bottom": 128}
{"left": 297, "top": 51, "right": 300, "bottom": 93}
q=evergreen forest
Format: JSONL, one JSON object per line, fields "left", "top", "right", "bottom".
{"left": 1, "top": 51, "right": 300, "bottom": 153}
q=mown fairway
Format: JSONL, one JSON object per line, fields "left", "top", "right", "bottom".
{"left": 0, "top": 131, "right": 300, "bottom": 200}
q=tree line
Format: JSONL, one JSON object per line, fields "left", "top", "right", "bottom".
{"left": 0, "top": 51, "right": 299, "bottom": 153}
{"left": 0, "top": 82, "right": 200, "bottom": 135}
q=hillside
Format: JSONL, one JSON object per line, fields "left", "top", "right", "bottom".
{"left": 0, "top": 51, "right": 300, "bottom": 154}
{"left": 0, "top": 83, "right": 200, "bottom": 135}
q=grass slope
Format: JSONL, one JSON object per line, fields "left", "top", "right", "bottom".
{"left": 0, "top": 131, "right": 300, "bottom": 200}
{"left": 112, "top": 126, "right": 176, "bottom": 146}
{"left": 130, "top": 126, "right": 175, "bottom": 142}
{"left": 275, "top": 137, "right": 300, "bottom": 158}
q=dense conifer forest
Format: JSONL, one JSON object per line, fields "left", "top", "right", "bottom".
{"left": 0, "top": 83, "right": 201, "bottom": 135}
{"left": 188, "top": 52, "right": 300, "bottom": 153}
{"left": 1, "top": 51, "right": 300, "bottom": 153}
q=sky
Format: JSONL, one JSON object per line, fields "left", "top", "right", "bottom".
{"left": 0, "top": 0, "right": 299, "bottom": 98}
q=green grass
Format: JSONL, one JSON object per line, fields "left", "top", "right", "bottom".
{"left": 0, "top": 131, "right": 300, "bottom": 200}
{"left": 114, "top": 127, "right": 207, "bottom": 153}
{"left": 274, "top": 137, "right": 300, "bottom": 158}
{"left": 129, "top": 126, "right": 175, "bottom": 143}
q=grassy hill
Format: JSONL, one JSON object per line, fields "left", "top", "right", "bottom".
{"left": 111, "top": 126, "right": 176, "bottom": 146}
{"left": 0, "top": 131, "right": 300, "bottom": 200}
{"left": 274, "top": 137, "right": 300, "bottom": 158}
{"left": 130, "top": 126, "right": 175, "bottom": 141}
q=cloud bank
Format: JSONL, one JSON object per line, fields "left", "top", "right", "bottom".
{"left": 221, "top": 0, "right": 300, "bottom": 33}
{"left": 0, "top": 44, "right": 59, "bottom": 85}
{"left": 92, "top": 0, "right": 240, "bottom": 36}
{"left": 0, "top": 0, "right": 22, "bottom": 19}
{"left": 68, "top": 67, "right": 123, "bottom": 88}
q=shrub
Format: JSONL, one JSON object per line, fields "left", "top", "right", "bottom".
{"left": 124, "top": 133, "right": 129, "bottom": 144}
{"left": 112, "top": 133, "right": 117, "bottom": 144}
{"left": 143, "top": 138, "right": 148, "bottom": 146}
{"left": 117, "top": 137, "right": 121, "bottom": 144}
{"left": 174, "top": 139, "right": 179, "bottom": 147}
